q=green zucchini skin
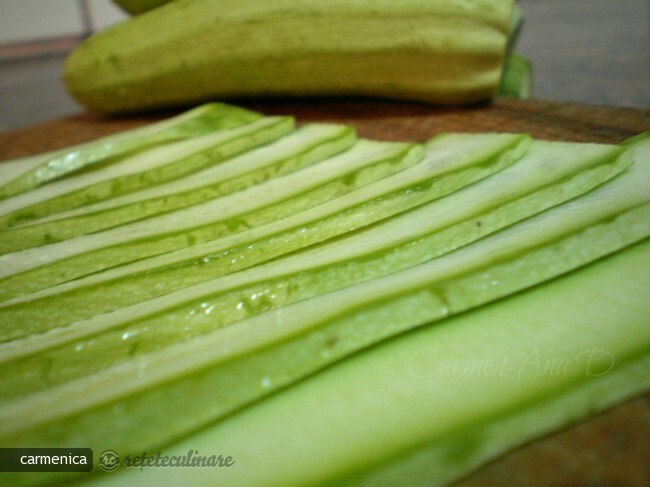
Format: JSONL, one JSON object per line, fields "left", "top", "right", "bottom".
{"left": 498, "top": 52, "right": 532, "bottom": 98}
{"left": 65, "top": 0, "right": 515, "bottom": 113}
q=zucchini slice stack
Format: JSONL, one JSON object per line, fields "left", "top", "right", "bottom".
{"left": 0, "top": 104, "right": 648, "bottom": 487}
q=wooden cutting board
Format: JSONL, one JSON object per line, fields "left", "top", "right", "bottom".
{"left": 1, "top": 98, "right": 648, "bottom": 157}
{"left": 1, "top": 98, "right": 649, "bottom": 486}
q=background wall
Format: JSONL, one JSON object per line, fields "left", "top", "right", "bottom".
{"left": 0, "top": 0, "right": 126, "bottom": 47}
{"left": 516, "top": 0, "right": 648, "bottom": 109}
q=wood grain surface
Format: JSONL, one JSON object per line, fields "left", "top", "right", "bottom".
{"left": 1, "top": 98, "right": 648, "bottom": 157}
{"left": 0, "top": 98, "right": 648, "bottom": 486}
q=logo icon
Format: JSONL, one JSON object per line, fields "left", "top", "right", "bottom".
{"left": 99, "top": 450, "right": 120, "bottom": 472}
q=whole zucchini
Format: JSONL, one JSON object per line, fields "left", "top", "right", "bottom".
{"left": 65, "top": 0, "right": 516, "bottom": 113}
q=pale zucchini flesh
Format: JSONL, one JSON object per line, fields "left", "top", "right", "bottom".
{"left": 0, "top": 149, "right": 650, "bottom": 398}
{"left": 0, "top": 123, "right": 357, "bottom": 253}
{"left": 0, "top": 136, "right": 632, "bottom": 352}
{"left": 0, "top": 116, "right": 294, "bottom": 228}
{"left": 1, "top": 150, "right": 647, "bottom": 466}
{"left": 0, "top": 102, "right": 261, "bottom": 198}
{"left": 0, "top": 133, "right": 530, "bottom": 333}
{"left": 1, "top": 182, "right": 647, "bottom": 401}
{"left": 1, "top": 203, "right": 647, "bottom": 487}
{"left": 87, "top": 238, "right": 648, "bottom": 487}
{"left": 0, "top": 132, "right": 530, "bottom": 301}
{"left": 0, "top": 138, "right": 425, "bottom": 300}
{"left": 1, "top": 105, "right": 648, "bottom": 487}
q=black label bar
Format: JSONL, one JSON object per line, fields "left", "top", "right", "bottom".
{"left": 0, "top": 448, "right": 93, "bottom": 472}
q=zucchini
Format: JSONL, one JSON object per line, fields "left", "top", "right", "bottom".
{"left": 0, "top": 136, "right": 642, "bottom": 398}
{"left": 0, "top": 137, "right": 426, "bottom": 300}
{"left": 64, "top": 0, "right": 516, "bottom": 113}
{"left": 0, "top": 132, "right": 529, "bottom": 328}
{"left": 87, "top": 238, "right": 649, "bottom": 487}
{"left": 1, "top": 148, "right": 647, "bottom": 487}
{"left": 0, "top": 103, "right": 260, "bottom": 198}
{"left": 0, "top": 136, "right": 631, "bottom": 344}
{"left": 0, "top": 116, "right": 294, "bottom": 228}
{"left": 1, "top": 102, "right": 647, "bottom": 487}
{"left": 0, "top": 123, "right": 357, "bottom": 253}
